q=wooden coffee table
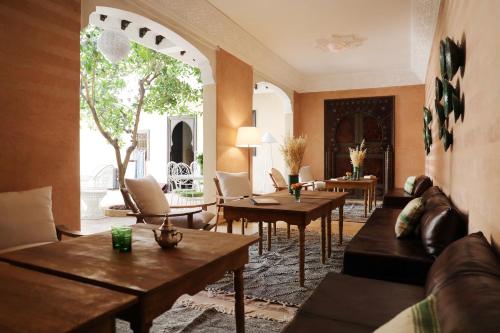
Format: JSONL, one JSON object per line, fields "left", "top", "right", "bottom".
{"left": 0, "top": 262, "right": 136, "bottom": 333}
{"left": 324, "top": 178, "right": 377, "bottom": 217}
{"left": 0, "top": 225, "right": 258, "bottom": 333}
{"left": 222, "top": 196, "right": 332, "bottom": 287}
{"left": 268, "top": 190, "right": 348, "bottom": 250}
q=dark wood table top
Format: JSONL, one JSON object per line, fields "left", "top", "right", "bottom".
{"left": 267, "top": 190, "right": 348, "bottom": 201}
{"left": 324, "top": 178, "right": 377, "bottom": 185}
{"left": 0, "top": 262, "right": 136, "bottom": 333}
{"left": 221, "top": 195, "right": 332, "bottom": 214}
{"left": 0, "top": 224, "right": 259, "bottom": 296}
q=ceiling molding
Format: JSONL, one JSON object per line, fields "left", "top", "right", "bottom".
{"left": 300, "top": 70, "right": 422, "bottom": 93}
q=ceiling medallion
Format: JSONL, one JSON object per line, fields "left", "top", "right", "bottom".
{"left": 315, "top": 34, "right": 365, "bottom": 53}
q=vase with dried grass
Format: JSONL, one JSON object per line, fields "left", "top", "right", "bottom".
{"left": 280, "top": 135, "right": 307, "bottom": 193}
{"left": 349, "top": 139, "right": 367, "bottom": 180}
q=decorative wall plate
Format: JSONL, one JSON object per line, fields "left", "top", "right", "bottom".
{"left": 442, "top": 79, "right": 457, "bottom": 116}
{"left": 443, "top": 129, "right": 453, "bottom": 151}
{"left": 435, "top": 77, "right": 443, "bottom": 101}
{"left": 435, "top": 100, "right": 445, "bottom": 127}
{"left": 445, "top": 37, "right": 464, "bottom": 79}
{"left": 452, "top": 94, "right": 463, "bottom": 122}
{"left": 440, "top": 40, "right": 448, "bottom": 79}
{"left": 424, "top": 107, "right": 433, "bottom": 124}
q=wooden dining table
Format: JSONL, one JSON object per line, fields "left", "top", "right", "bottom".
{"left": 0, "top": 224, "right": 258, "bottom": 333}
{"left": 0, "top": 262, "right": 136, "bottom": 333}
{"left": 222, "top": 195, "right": 334, "bottom": 287}
{"left": 324, "top": 177, "right": 377, "bottom": 217}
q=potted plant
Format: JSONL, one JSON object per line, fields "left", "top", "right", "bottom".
{"left": 280, "top": 135, "right": 307, "bottom": 193}
{"left": 348, "top": 139, "right": 367, "bottom": 180}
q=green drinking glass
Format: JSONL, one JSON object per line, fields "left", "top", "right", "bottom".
{"left": 118, "top": 226, "right": 133, "bottom": 253}
{"left": 111, "top": 226, "right": 122, "bottom": 249}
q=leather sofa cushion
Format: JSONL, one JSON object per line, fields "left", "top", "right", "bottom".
{"left": 435, "top": 274, "right": 500, "bottom": 333}
{"left": 425, "top": 232, "right": 500, "bottom": 294}
{"left": 421, "top": 186, "right": 443, "bottom": 203}
{"left": 343, "top": 208, "right": 434, "bottom": 285}
{"left": 413, "top": 176, "right": 433, "bottom": 197}
{"left": 282, "top": 273, "right": 424, "bottom": 333}
{"left": 420, "top": 204, "right": 466, "bottom": 257}
{"left": 382, "top": 188, "right": 414, "bottom": 208}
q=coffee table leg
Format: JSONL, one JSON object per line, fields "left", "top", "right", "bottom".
{"left": 227, "top": 219, "right": 233, "bottom": 234}
{"left": 258, "top": 221, "right": 263, "bottom": 255}
{"left": 234, "top": 267, "right": 245, "bottom": 333}
{"left": 364, "top": 189, "right": 368, "bottom": 217}
{"left": 327, "top": 212, "right": 332, "bottom": 258}
{"left": 368, "top": 186, "right": 372, "bottom": 212}
{"left": 321, "top": 216, "right": 326, "bottom": 264}
{"left": 287, "top": 224, "right": 291, "bottom": 239}
{"left": 339, "top": 204, "right": 344, "bottom": 245}
{"left": 130, "top": 316, "right": 152, "bottom": 333}
{"left": 241, "top": 218, "right": 245, "bottom": 235}
{"left": 267, "top": 222, "right": 272, "bottom": 251}
{"left": 299, "top": 225, "right": 305, "bottom": 287}
{"left": 373, "top": 183, "right": 377, "bottom": 208}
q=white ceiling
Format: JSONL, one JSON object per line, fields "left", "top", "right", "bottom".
{"left": 208, "top": 0, "right": 439, "bottom": 91}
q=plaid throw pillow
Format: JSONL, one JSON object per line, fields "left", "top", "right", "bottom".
{"left": 395, "top": 197, "right": 424, "bottom": 238}
{"left": 404, "top": 176, "right": 417, "bottom": 194}
{"left": 375, "top": 295, "right": 440, "bottom": 333}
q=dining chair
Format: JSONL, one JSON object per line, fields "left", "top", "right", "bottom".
{"left": 299, "top": 165, "right": 316, "bottom": 190}
{"left": 214, "top": 171, "right": 277, "bottom": 235}
{"left": 123, "top": 175, "right": 215, "bottom": 230}
{"left": 269, "top": 168, "right": 288, "bottom": 192}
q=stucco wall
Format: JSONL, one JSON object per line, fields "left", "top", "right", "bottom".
{"left": 425, "top": 0, "right": 500, "bottom": 247}
{"left": 216, "top": 48, "right": 253, "bottom": 173}
{"left": 295, "top": 85, "right": 425, "bottom": 188}
{"left": 0, "top": 0, "right": 81, "bottom": 229}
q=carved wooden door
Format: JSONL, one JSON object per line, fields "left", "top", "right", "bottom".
{"left": 324, "top": 96, "right": 394, "bottom": 195}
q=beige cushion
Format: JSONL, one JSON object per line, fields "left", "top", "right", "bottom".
{"left": 395, "top": 197, "right": 424, "bottom": 238}
{"left": 299, "top": 166, "right": 314, "bottom": 182}
{"left": 0, "top": 186, "right": 58, "bottom": 252}
{"left": 125, "top": 175, "right": 170, "bottom": 224}
{"left": 271, "top": 168, "right": 287, "bottom": 187}
{"left": 215, "top": 171, "right": 252, "bottom": 198}
{"left": 168, "top": 211, "right": 215, "bottom": 229}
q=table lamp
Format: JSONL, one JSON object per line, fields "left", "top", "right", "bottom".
{"left": 236, "top": 126, "right": 261, "bottom": 180}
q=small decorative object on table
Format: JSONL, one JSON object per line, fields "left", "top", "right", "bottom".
{"left": 280, "top": 135, "right": 307, "bottom": 194}
{"left": 291, "top": 183, "right": 303, "bottom": 202}
{"left": 111, "top": 225, "right": 132, "bottom": 252}
{"left": 348, "top": 139, "right": 367, "bottom": 180}
{"left": 153, "top": 219, "right": 183, "bottom": 249}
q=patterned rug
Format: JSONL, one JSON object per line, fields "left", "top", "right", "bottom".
{"left": 117, "top": 303, "right": 286, "bottom": 333}
{"left": 207, "top": 227, "right": 350, "bottom": 306}
{"left": 332, "top": 199, "right": 380, "bottom": 223}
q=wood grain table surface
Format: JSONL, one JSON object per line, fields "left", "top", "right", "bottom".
{"left": 221, "top": 195, "right": 339, "bottom": 286}
{"left": 0, "top": 225, "right": 259, "bottom": 333}
{"left": 0, "top": 262, "right": 136, "bottom": 333}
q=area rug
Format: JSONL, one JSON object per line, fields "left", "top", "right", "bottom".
{"left": 332, "top": 199, "right": 381, "bottom": 223}
{"left": 207, "top": 227, "right": 350, "bottom": 307}
{"left": 116, "top": 303, "right": 286, "bottom": 333}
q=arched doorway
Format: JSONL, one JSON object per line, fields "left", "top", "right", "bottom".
{"left": 252, "top": 82, "right": 292, "bottom": 193}
{"left": 168, "top": 117, "right": 196, "bottom": 165}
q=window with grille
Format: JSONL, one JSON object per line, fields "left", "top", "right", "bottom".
{"left": 137, "top": 130, "right": 150, "bottom": 161}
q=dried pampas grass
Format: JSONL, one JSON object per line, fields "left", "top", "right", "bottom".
{"left": 348, "top": 139, "right": 367, "bottom": 167}
{"left": 280, "top": 135, "right": 307, "bottom": 175}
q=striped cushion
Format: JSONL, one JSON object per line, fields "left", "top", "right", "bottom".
{"left": 375, "top": 295, "right": 440, "bottom": 333}
{"left": 404, "top": 176, "right": 417, "bottom": 194}
{"left": 395, "top": 197, "right": 424, "bottom": 238}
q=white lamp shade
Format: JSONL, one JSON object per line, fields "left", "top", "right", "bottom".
{"left": 261, "top": 132, "right": 277, "bottom": 144}
{"left": 236, "top": 127, "right": 261, "bottom": 147}
{"left": 97, "top": 30, "right": 130, "bottom": 63}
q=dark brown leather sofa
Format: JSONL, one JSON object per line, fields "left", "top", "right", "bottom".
{"left": 383, "top": 175, "right": 433, "bottom": 208}
{"left": 283, "top": 232, "right": 500, "bottom": 333}
{"left": 343, "top": 186, "right": 466, "bottom": 285}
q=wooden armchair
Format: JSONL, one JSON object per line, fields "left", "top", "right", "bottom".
{"left": 121, "top": 187, "right": 216, "bottom": 230}
{"left": 55, "top": 225, "right": 84, "bottom": 240}
{"left": 213, "top": 176, "right": 277, "bottom": 236}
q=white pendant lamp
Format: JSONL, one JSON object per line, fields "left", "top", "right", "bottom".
{"left": 97, "top": 30, "right": 131, "bottom": 63}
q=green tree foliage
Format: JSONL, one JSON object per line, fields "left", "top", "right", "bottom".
{"left": 80, "top": 26, "right": 202, "bottom": 188}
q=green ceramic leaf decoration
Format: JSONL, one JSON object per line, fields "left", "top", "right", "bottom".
{"left": 424, "top": 107, "right": 433, "bottom": 124}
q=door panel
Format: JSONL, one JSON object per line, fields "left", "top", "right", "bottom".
{"left": 324, "top": 96, "right": 394, "bottom": 195}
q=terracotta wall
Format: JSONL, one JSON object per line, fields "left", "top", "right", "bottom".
{"left": 425, "top": 0, "right": 500, "bottom": 246}
{"left": 216, "top": 48, "right": 253, "bottom": 172}
{"left": 295, "top": 85, "right": 425, "bottom": 188}
{"left": 0, "top": 0, "right": 81, "bottom": 229}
